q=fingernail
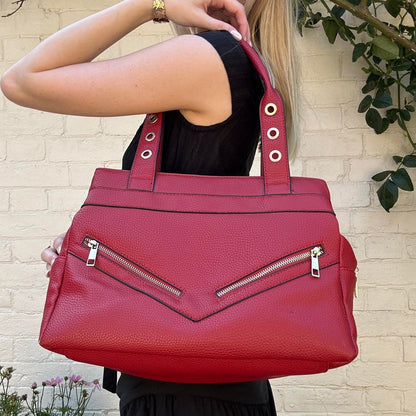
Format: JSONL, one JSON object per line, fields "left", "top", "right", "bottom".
{"left": 230, "top": 30, "right": 242, "bottom": 41}
{"left": 51, "top": 258, "right": 56, "bottom": 267}
{"left": 57, "top": 245, "right": 62, "bottom": 254}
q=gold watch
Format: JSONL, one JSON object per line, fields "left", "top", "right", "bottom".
{"left": 152, "top": 0, "right": 169, "bottom": 23}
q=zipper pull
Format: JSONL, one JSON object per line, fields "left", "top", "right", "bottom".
{"left": 86, "top": 239, "right": 99, "bottom": 267}
{"left": 311, "top": 246, "right": 323, "bottom": 278}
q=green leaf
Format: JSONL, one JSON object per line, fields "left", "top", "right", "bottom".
{"left": 377, "top": 180, "right": 399, "bottom": 212}
{"left": 381, "top": 117, "right": 390, "bottom": 133}
{"left": 347, "top": 0, "right": 361, "bottom": 4}
{"left": 373, "top": 91, "right": 393, "bottom": 108}
{"left": 353, "top": 43, "right": 367, "bottom": 62}
{"left": 399, "top": 109, "right": 411, "bottom": 121}
{"left": 403, "top": 154, "right": 416, "bottom": 167}
{"left": 385, "top": 0, "right": 403, "bottom": 18}
{"left": 357, "top": 22, "right": 368, "bottom": 33}
{"left": 322, "top": 19, "right": 339, "bottom": 44}
{"left": 366, "top": 108, "right": 383, "bottom": 133}
{"left": 405, "top": 104, "right": 415, "bottom": 112}
{"left": 391, "top": 168, "right": 414, "bottom": 191}
{"left": 332, "top": 5, "right": 345, "bottom": 18}
{"left": 386, "top": 108, "right": 399, "bottom": 122}
{"left": 367, "top": 25, "right": 376, "bottom": 37}
{"left": 362, "top": 72, "right": 381, "bottom": 93}
{"left": 358, "top": 95, "right": 373, "bottom": 113}
{"left": 372, "top": 170, "right": 393, "bottom": 181}
{"left": 391, "top": 58, "right": 413, "bottom": 71}
{"left": 372, "top": 35, "right": 400, "bottom": 60}
{"left": 393, "top": 155, "right": 403, "bottom": 164}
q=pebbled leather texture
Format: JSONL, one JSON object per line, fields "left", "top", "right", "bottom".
{"left": 39, "top": 41, "right": 358, "bottom": 383}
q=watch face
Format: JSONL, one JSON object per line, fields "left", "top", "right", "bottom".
{"left": 153, "top": 0, "right": 165, "bottom": 11}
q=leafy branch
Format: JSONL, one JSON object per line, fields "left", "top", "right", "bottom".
{"left": 298, "top": 0, "right": 416, "bottom": 211}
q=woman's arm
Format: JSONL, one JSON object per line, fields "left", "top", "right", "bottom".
{"left": 0, "top": 0, "right": 247, "bottom": 119}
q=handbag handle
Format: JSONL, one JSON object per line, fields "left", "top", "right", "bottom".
{"left": 128, "top": 40, "right": 291, "bottom": 195}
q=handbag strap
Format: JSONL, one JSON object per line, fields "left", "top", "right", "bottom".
{"left": 128, "top": 40, "right": 291, "bottom": 195}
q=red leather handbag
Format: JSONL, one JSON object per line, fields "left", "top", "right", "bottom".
{"left": 39, "top": 41, "right": 358, "bottom": 383}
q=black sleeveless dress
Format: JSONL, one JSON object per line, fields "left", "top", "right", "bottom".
{"left": 117, "top": 30, "right": 277, "bottom": 416}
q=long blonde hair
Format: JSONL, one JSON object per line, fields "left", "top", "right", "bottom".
{"left": 172, "top": 0, "right": 299, "bottom": 157}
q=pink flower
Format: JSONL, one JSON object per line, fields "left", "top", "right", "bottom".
{"left": 70, "top": 375, "right": 82, "bottom": 383}
{"left": 92, "top": 379, "right": 101, "bottom": 392}
{"left": 45, "top": 377, "right": 63, "bottom": 387}
{"left": 31, "top": 382, "right": 37, "bottom": 389}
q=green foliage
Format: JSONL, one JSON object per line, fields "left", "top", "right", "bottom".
{"left": 297, "top": 0, "right": 416, "bottom": 212}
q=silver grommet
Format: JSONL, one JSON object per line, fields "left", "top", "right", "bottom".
{"left": 269, "top": 150, "right": 282, "bottom": 163}
{"left": 267, "top": 127, "right": 280, "bottom": 140}
{"left": 265, "top": 103, "right": 277, "bottom": 116}
{"left": 141, "top": 149, "right": 153, "bottom": 159}
{"left": 145, "top": 132, "right": 156, "bottom": 142}
{"left": 149, "top": 114, "right": 158, "bottom": 124}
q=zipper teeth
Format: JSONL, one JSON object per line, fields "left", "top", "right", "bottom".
{"left": 216, "top": 250, "right": 313, "bottom": 298}
{"left": 85, "top": 238, "right": 181, "bottom": 297}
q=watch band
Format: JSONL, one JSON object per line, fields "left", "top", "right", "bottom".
{"left": 152, "top": 0, "right": 169, "bottom": 23}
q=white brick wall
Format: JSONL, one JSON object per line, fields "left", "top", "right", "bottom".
{"left": 1, "top": 1, "right": 415, "bottom": 415}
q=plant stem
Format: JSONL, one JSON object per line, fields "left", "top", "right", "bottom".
{"left": 330, "top": 0, "right": 416, "bottom": 54}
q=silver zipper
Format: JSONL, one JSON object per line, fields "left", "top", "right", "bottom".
{"left": 216, "top": 246, "right": 324, "bottom": 298}
{"left": 83, "top": 237, "right": 182, "bottom": 297}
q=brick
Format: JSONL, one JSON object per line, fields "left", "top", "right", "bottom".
{"left": 0, "top": 136, "right": 5, "bottom": 160}
{"left": 352, "top": 210, "right": 400, "bottom": 234}
{"left": 328, "top": 182, "right": 370, "bottom": 208}
{"left": 334, "top": 210, "right": 351, "bottom": 234}
{"left": 349, "top": 158, "right": 389, "bottom": 182}
{"left": 12, "top": 239, "right": 52, "bottom": 262}
{"left": 363, "top": 130, "right": 410, "bottom": 157}
{"left": 0, "top": 163, "right": 69, "bottom": 187}
{"left": 357, "top": 261, "right": 415, "bottom": 286}
{"left": 0, "top": 10, "right": 16, "bottom": 37}
{"left": 397, "top": 211, "right": 416, "bottom": 233}
{"left": 299, "top": 132, "right": 362, "bottom": 157}
{"left": 404, "top": 390, "right": 416, "bottom": 411}
{"left": 0, "top": 110, "right": 64, "bottom": 136}
{"left": 0, "top": 289, "right": 12, "bottom": 308}
{"left": 366, "top": 287, "right": 408, "bottom": 311}
{"left": 0, "top": 212, "right": 72, "bottom": 237}
{"left": 404, "top": 338, "right": 416, "bottom": 361}
{"left": 65, "top": 116, "right": 101, "bottom": 136}
{"left": 341, "top": 54, "right": 368, "bottom": 81}
{"left": 0, "top": 312, "right": 41, "bottom": 336}
{"left": 410, "top": 288, "right": 416, "bottom": 310}
{"left": 0, "top": 264, "right": 47, "bottom": 288}
{"left": 342, "top": 104, "right": 369, "bottom": 129}
{"left": 301, "top": 107, "right": 343, "bottom": 132}
{"left": 301, "top": 80, "right": 359, "bottom": 106}
{"left": 0, "top": 241, "right": 12, "bottom": 261}
{"left": 47, "top": 189, "right": 88, "bottom": 211}
{"left": 13, "top": 338, "right": 51, "bottom": 362}
{"left": 69, "top": 164, "right": 100, "bottom": 187}
{"left": 0, "top": 337, "right": 13, "bottom": 361}
{"left": 360, "top": 337, "right": 403, "bottom": 362}
{"left": 12, "top": 288, "right": 46, "bottom": 313}
{"left": 301, "top": 55, "right": 340, "bottom": 81}
{"left": 46, "top": 137, "right": 123, "bottom": 162}
{"left": 354, "top": 311, "right": 415, "bottom": 336}
{"left": 365, "top": 235, "right": 403, "bottom": 259}
{"left": 283, "top": 387, "right": 364, "bottom": 412}
{"left": 7, "top": 137, "right": 45, "bottom": 161}
{"left": 365, "top": 388, "right": 402, "bottom": 412}
{"left": 14, "top": 10, "right": 59, "bottom": 36}
{"left": 102, "top": 116, "right": 145, "bottom": 136}
{"left": 304, "top": 158, "right": 346, "bottom": 182}
{"left": 0, "top": 190, "right": 9, "bottom": 211}
{"left": 10, "top": 189, "right": 47, "bottom": 211}
{"left": 3, "top": 37, "right": 40, "bottom": 62}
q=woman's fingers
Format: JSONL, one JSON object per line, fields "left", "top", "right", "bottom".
{"left": 41, "top": 232, "right": 66, "bottom": 277}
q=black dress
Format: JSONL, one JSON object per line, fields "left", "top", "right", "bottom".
{"left": 117, "top": 30, "right": 277, "bottom": 416}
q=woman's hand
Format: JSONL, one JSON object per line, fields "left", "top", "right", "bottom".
{"left": 165, "top": 0, "right": 250, "bottom": 42}
{"left": 41, "top": 233, "right": 66, "bottom": 278}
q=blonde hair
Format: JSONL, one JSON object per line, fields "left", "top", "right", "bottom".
{"left": 171, "top": 0, "right": 299, "bottom": 158}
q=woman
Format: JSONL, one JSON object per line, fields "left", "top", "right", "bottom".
{"left": 1, "top": 0, "right": 297, "bottom": 414}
